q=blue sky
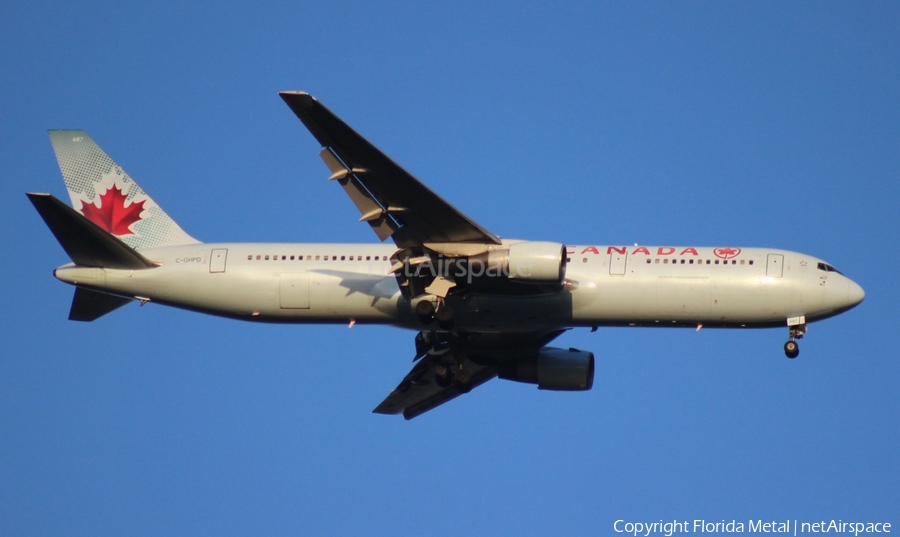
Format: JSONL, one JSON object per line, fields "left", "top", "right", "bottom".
{"left": 2, "top": 2, "right": 898, "bottom": 535}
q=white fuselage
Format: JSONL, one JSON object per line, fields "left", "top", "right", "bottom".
{"left": 53, "top": 243, "right": 865, "bottom": 332}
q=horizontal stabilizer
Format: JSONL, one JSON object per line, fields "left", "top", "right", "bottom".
{"left": 27, "top": 193, "right": 157, "bottom": 269}
{"left": 69, "top": 287, "right": 133, "bottom": 322}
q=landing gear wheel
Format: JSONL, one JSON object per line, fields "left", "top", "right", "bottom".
{"left": 452, "top": 367, "right": 472, "bottom": 393}
{"left": 784, "top": 340, "right": 799, "bottom": 359}
{"left": 435, "top": 305, "right": 454, "bottom": 322}
{"left": 415, "top": 300, "right": 435, "bottom": 324}
{"left": 435, "top": 305, "right": 454, "bottom": 329}
{"left": 434, "top": 364, "right": 452, "bottom": 387}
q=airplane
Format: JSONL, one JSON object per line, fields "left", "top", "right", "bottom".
{"left": 27, "top": 92, "right": 865, "bottom": 419}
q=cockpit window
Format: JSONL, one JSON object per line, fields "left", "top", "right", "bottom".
{"left": 817, "top": 262, "right": 843, "bottom": 275}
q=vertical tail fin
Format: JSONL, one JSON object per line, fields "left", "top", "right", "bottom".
{"left": 48, "top": 130, "right": 200, "bottom": 250}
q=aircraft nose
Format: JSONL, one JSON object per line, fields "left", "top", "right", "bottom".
{"left": 847, "top": 279, "right": 865, "bottom": 308}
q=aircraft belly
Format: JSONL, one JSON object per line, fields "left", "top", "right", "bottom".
{"left": 279, "top": 273, "right": 310, "bottom": 309}
{"left": 567, "top": 266, "right": 798, "bottom": 326}
{"left": 100, "top": 265, "right": 401, "bottom": 322}
{"left": 758, "top": 275, "right": 795, "bottom": 318}
{"left": 657, "top": 276, "right": 711, "bottom": 317}
{"left": 305, "top": 271, "right": 400, "bottom": 320}
{"left": 446, "top": 293, "right": 571, "bottom": 331}
{"left": 576, "top": 275, "right": 646, "bottom": 320}
{"left": 791, "top": 272, "right": 833, "bottom": 320}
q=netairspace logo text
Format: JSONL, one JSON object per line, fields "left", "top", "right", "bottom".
{"left": 613, "top": 520, "right": 892, "bottom": 537}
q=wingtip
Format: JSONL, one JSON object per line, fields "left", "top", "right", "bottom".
{"left": 279, "top": 92, "right": 320, "bottom": 117}
{"left": 279, "top": 90, "right": 315, "bottom": 101}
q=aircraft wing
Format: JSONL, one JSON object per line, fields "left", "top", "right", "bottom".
{"left": 373, "top": 352, "right": 498, "bottom": 420}
{"left": 280, "top": 92, "right": 501, "bottom": 248}
{"left": 374, "top": 330, "right": 566, "bottom": 419}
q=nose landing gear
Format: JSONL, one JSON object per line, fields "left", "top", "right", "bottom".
{"left": 784, "top": 340, "right": 799, "bottom": 359}
{"left": 784, "top": 318, "right": 807, "bottom": 359}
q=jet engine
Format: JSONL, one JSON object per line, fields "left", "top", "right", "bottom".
{"left": 484, "top": 241, "right": 567, "bottom": 284}
{"left": 498, "top": 347, "right": 594, "bottom": 391}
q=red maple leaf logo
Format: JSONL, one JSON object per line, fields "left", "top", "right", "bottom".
{"left": 714, "top": 247, "right": 742, "bottom": 260}
{"left": 79, "top": 184, "right": 145, "bottom": 236}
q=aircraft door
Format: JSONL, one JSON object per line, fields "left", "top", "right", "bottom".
{"left": 210, "top": 248, "right": 228, "bottom": 273}
{"left": 280, "top": 273, "right": 310, "bottom": 309}
{"left": 766, "top": 254, "right": 784, "bottom": 278}
{"left": 609, "top": 251, "right": 628, "bottom": 275}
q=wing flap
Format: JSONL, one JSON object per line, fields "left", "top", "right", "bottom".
{"left": 280, "top": 92, "right": 501, "bottom": 247}
{"left": 319, "top": 148, "right": 398, "bottom": 241}
{"left": 373, "top": 355, "right": 497, "bottom": 420}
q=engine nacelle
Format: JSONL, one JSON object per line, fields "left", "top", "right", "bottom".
{"left": 485, "top": 241, "right": 567, "bottom": 284}
{"left": 498, "top": 347, "right": 594, "bottom": 391}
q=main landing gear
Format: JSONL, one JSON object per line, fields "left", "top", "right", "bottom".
{"left": 784, "top": 321, "right": 807, "bottom": 359}
{"left": 417, "top": 331, "right": 472, "bottom": 392}
{"left": 415, "top": 297, "right": 454, "bottom": 329}
{"left": 434, "top": 362, "right": 472, "bottom": 392}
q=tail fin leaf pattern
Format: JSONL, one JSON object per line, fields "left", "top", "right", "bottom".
{"left": 49, "top": 130, "right": 200, "bottom": 250}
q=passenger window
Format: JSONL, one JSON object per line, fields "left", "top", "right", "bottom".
{"left": 349, "top": 256, "right": 354, "bottom": 261}
{"left": 341, "top": 256, "right": 346, "bottom": 261}
{"left": 247, "top": 255, "right": 252, "bottom": 260}
{"left": 583, "top": 258, "right": 588, "bottom": 263}
{"left": 749, "top": 260, "right": 753, "bottom": 265}
{"left": 689, "top": 259, "right": 694, "bottom": 264}
{"left": 265, "top": 255, "right": 270, "bottom": 260}
{"left": 366, "top": 256, "right": 371, "bottom": 261}
{"left": 646, "top": 259, "right": 651, "bottom": 264}
{"left": 315, "top": 255, "right": 321, "bottom": 260}
{"left": 654, "top": 259, "right": 660, "bottom": 264}
{"left": 256, "top": 255, "right": 261, "bottom": 260}
{"left": 282, "top": 255, "right": 286, "bottom": 260}
{"left": 715, "top": 260, "right": 719, "bottom": 264}
{"left": 680, "top": 259, "right": 685, "bottom": 264}
{"left": 740, "top": 260, "right": 745, "bottom": 265}
{"left": 663, "top": 259, "right": 668, "bottom": 264}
